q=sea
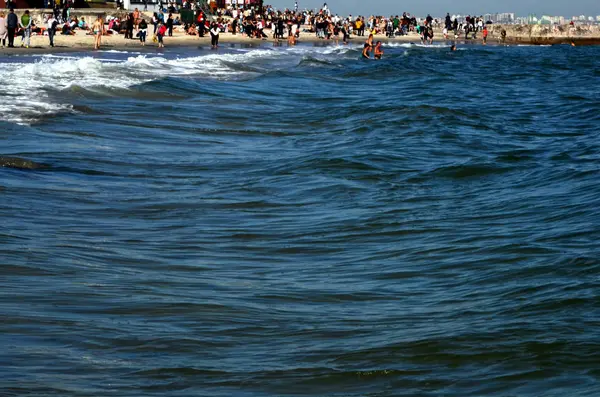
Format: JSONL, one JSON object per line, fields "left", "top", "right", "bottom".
{"left": 1, "top": 42, "right": 599, "bottom": 396}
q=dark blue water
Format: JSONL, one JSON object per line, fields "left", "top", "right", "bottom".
{"left": 1, "top": 43, "right": 600, "bottom": 396}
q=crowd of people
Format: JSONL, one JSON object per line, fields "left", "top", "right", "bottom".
{"left": 0, "top": 6, "right": 177, "bottom": 48}
{"left": 0, "top": 2, "right": 503, "bottom": 51}
{"left": 0, "top": 7, "right": 110, "bottom": 48}
{"left": 193, "top": 3, "right": 498, "bottom": 48}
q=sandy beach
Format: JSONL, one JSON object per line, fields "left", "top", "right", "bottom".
{"left": 2, "top": 29, "right": 598, "bottom": 56}
{"left": 0, "top": 27, "right": 467, "bottom": 55}
{"left": 1, "top": 7, "right": 599, "bottom": 56}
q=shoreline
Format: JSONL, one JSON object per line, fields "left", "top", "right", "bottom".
{"left": 0, "top": 32, "right": 454, "bottom": 56}
{"left": 0, "top": 31, "right": 596, "bottom": 56}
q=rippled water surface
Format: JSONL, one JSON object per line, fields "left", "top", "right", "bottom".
{"left": 1, "top": 43, "right": 599, "bottom": 396}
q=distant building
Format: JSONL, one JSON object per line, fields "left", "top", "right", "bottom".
{"left": 527, "top": 14, "right": 538, "bottom": 24}
{"left": 538, "top": 15, "right": 567, "bottom": 25}
{"left": 482, "top": 12, "right": 515, "bottom": 24}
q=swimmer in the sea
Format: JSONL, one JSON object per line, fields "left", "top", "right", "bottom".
{"left": 362, "top": 43, "right": 371, "bottom": 59}
{"left": 374, "top": 41, "right": 383, "bottom": 59}
{"left": 366, "top": 33, "right": 374, "bottom": 48}
{"left": 450, "top": 44, "right": 456, "bottom": 51}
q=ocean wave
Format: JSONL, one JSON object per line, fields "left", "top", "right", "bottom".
{"left": 0, "top": 49, "right": 295, "bottom": 124}
{"left": 0, "top": 44, "right": 385, "bottom": 124}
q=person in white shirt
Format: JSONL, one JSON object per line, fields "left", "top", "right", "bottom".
{"left": 210, "top": 22, "right": 219, "bottom": 48}
{"left": 257, "top": 19, "right": 266, "bottom": 38}
{"left": 47, "top": 14, "right": 57, "bottom": 47}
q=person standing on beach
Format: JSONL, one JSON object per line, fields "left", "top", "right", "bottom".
{"left": 231, "top": 16, "right": 238, "bottom": 35}
{"left": 124, "top": 13, "right": 134, "bottom": 39}
{"left": 453, "top": 18, "right": 458, "bottom": 38}
{"left": 196, "top": 10, "right": 205, "bottom": 37}
{"left": 133, "top": 8, "right": 140, "bottom": 31}
{"left": 277, "top": 17, "right": 284, "bottom": 40}
{"left": 482, "top": 25, "right": 488, "bottom": 45}
{"left": 341, "top": 22, "right": 348, "bottom": 44}
{"left": 156, "top": 21, "right": 166, "bottom": 48}
{"left": 92, "top": 15, "right": 103, "bottom": 50}
{"left": 257, "top": 18, "right": 267, "bottom": 39}
{"left": 426, "top": 13, "right": 433, "bottom": 27}
{"left": 0, "top": 13, "right": 7, "bottom": 48}
{"left": 209, "top": 22, "right": 219, "bottom": 48}
{"left": 138, "top": 18, "right": 147, "bottom": 45}
{"left": 47, "top": 13, "right": 57, "bottom": 47}
{"left": 332, "top": 22, "right": 339, "bottom": 44}
{"left": 167, "top": 13, "right": 173, "bottom": 37}
{"left": 20, "top": 10, "right": 32, "bottom": 48}
{"left": 6, "top": 8, "right": 17, "bottom": 48}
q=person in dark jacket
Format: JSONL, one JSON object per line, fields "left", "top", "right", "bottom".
{"left": 166, "top": 13, "right": 173, "bottom": 36}
{"left": 209, "top": 22, "right": 219, "bottom": 48}
{"left": 6, "top": 8, "right": 18, "bottom": 48}
{"left": 125, "top": 13, "right": 134, "bottom": 39}
{"left": 231, "top": 17, "right": 238, "bottom": 35}
{"left": 138, "top": 18, "right": 147, "bottom": 45}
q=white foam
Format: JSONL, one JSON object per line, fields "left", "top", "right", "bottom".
{"left": 99, "top": 50, "right": 143, "bottom": 55}
{"left": 0, "top": 46, "right": 351, "bottom": 124}
{"left": 383, "top": 42, "right": 453, "bottom": 48}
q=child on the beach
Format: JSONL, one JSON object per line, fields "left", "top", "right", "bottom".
{"left": 157, "top": 22, "right": 167, "bottom": 48}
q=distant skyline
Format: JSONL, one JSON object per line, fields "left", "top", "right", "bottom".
{"left": 270, "top": 0, "right": 599, "bottom": 17}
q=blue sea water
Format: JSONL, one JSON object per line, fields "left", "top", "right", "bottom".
{"left": 1, "top": 42, "right": 599, "bottom": 396}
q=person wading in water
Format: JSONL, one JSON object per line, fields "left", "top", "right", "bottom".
{"left": 365, "top": 33, "right": 373, "bottom": 48}
{"left": 362, "top": 42, "right": 371, "bottom": 59}
{"left": 374, "top": 41, "right": 383, "bottom": 59}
